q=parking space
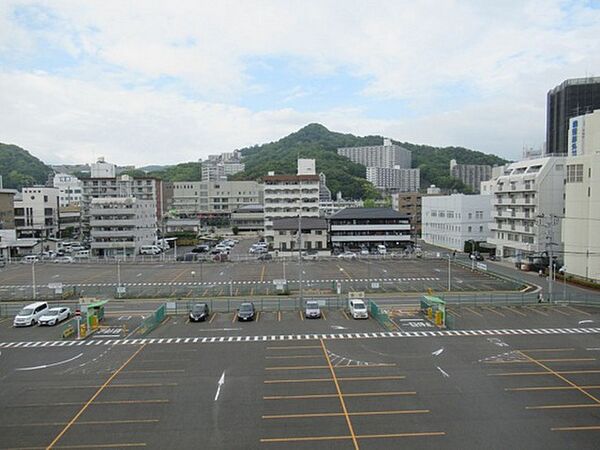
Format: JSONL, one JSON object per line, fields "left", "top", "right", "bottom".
{"left": 0, "top": 314, "right": 77, "bottom": 342}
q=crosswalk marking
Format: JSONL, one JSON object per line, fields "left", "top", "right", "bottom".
{"left": 0, "top": 327, "right": 599, "bottom": 349}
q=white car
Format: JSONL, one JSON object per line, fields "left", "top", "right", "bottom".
{"left": 337, "top": 251, "right": 357, "bottom": 260}
{"left": 37, "top": 307, "right": 71, "bottom": 326}
{"left": 13, "top": 302, "right": 49, "bottom": 327}
{"left": 20, "top": 255, "right": 40, "bottom": 264}
{"left": 349, "top": 299, "right": 369, "bottom": 319}
{"left": 54, "top": 256, "right": 74, "bottom": 263}
{"left": 360, "top": 248, "right": 369, "bottom": 255}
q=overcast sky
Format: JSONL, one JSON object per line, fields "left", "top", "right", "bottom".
{"left": 1, "top": 1, "right": 599, "bottom": 166}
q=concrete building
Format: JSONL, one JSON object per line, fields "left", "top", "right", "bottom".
{"left": 319, "top": 173, "right": 332, "bottom": 203}
{"left": 329, "top": 207, "right": 411, "bottom": 250}
{"left": 201, "top": 150, "right": 245, "bottom": 181}
{"left": 562, "top": 109, "right": 600, "bottom": 281}
{"left": 427, "top": 185, "right": 442, "bottom": 195}
{"left": 546, "top": 77, "right": 600, "bottom": 155}
{"left": 366, "top": 167, "right": 420, "bottom": 192}
{"left": 488, "top": 157, "right": 565, "bottom": 259}
{"left": 422, "top": 194, "right": 493, "bottom": 251}
{"left": 171, "top": 180, "right": 263, "bottom": 215}
{"left": 231, "top": 205, "right": 264, "bottom": 233}
{"left": 449, "top": 159, "right": 492, "bottom": 193}
{"left": 89, "top": 197, "right": 156, "bottom": 257}
{"left": 58, "top": 205, "right": 81, "bottom": 239}
{"left": 319, "top": 198, "right": 364, "bottom": 218}
{"left": 90, "top": 157, "right": 117, "bottom": 178}
{"left": 263, "top": 160, "right": 320, "bottom": 242}
{"left": 391, "top": 192, "right": 422, "bottom": 239}
{"left": 337, "top": 138, "right": 412, "bottom": 169}
{"left": 13, "top": 187, "right": 60, "bottom": 239}
{"left": 272, "top": 217, "right": 328, "bottom": 253}
{"left": 53, "top": 173, "right": 83, "bottom": 207}
{"left": 0, "top": 189, "right": 16, "bottom": 230}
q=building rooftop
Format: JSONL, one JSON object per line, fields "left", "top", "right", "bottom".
{"left": 330, "top": 207, "right": 409, "bottom": 220}
{"left": 263, "top": 175, "right": 320, "bottom": 182}
{"left": 272, "top": 217, "right": 328, "bottom": 230}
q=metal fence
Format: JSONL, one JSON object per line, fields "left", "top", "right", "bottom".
{"left": 369, "top": 301, "right": 396, "bottom": 331}
{"left": 134, "top": 304, "right": 166, "bottom": 337}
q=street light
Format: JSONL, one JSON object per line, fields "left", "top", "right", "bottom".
{"left": 559, "top": 266, "right": 567, "bottom": 301}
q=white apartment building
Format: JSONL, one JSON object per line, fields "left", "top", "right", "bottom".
{"left": 563, "top": 109, "right": 600, "bottom": 281}
{"left": 13, "top": 187, "right": 60, "bottom": 239}
{"left": 263, "top": 160, "right": 320, "bottom": 242}
{"left": 172, "top": 180, "right": 263, "bottom": 215}
{"left": 450, "top": 159, "right": 492, "bottom": 193}
{"left": 488, "top": 157, "right": 565, "bottom": 259}
{"left": 337, "top": 138, "right": 412, "bottom": 169}
{"left": 201, "top": 150, "right": 245, "bottom": 181}
{"left": 366, "top": 167, "right": 420, "bottom": 192}
{"left": 90, "top": 157, "right": 117, "bottom": 178}
{"left": 53, "top": 173, "right": 82, "bottom": 207}
{"left": 422, "top": 194, "right": 493, "bottom": 251}
{"left": 89, "top": 197, "right": 156, "bottom": 257}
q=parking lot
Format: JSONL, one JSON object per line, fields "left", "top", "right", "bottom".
{"left": 0, "top": 304, "right": 599, "bottom": 449}
{"left": 0, "top": 256, "right": 523, "bottom": 301}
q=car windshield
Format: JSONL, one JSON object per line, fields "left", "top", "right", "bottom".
{"left": 306, "top": 302, "right": 318, "bottom": 309}
{"left": 18, "top": 307, "right": 34, "bottom": 315}
{"left": 45, "top": 309, "right": 60, "bottom": 316}
{"left": 354, "top": 303, "right": 366, "bottom": 310}
{"left": 192, "top": 305, "right": 206, "bottom": 312}
{"left": 240, "top": 304, "right": 253, "bottom": 312}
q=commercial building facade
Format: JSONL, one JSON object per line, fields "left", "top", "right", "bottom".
{"left": 337, "top": 138, "right": 411, "bottom": 169}
{"left": 13, "top": 187, "right": 60, "bottom": 239}
{"left": 391, "top": 192, "right": 422, "bottom": 239}
{"left": 366, "top": 167, "right": 420, "bottom": 192}
{"left": 422, "top": 194, "right": 493, "bottom": 251}
{"left": 272, "top": 217, "right": 328, "bottom": 253}
{"left": 329, "top": 207, "right": 411, "bottom": 249}
{"left": 562, "top": 109, "right": 600, "bottom": 281}
{"left": 171, "top": 181, "right": 263, "bottom": 215}
{"left": 0, "top": 189, "right": 16, "bottom": 230}
{"left": 53, "top": 173, "right": 83, "bottom": 207}
{"left": 230, "top": 205, "right": 264, "bottom": 232}
{"left": 487, "top": 157, "right": 565, "bottom": 259}
{"left": 449, "top": 159, "right": 492, "bottom": 193}
{"left": 546, "top": 77, "right": 600, "bottom": 155}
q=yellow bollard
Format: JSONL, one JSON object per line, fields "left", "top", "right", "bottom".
{"left": 427, "top": 307, "right": 433, "bottom": 319}
{"left": 435, "top": 311, "right": 443, "bottom": 326}
{"left": 90, "top": 315, "right": 98, "bottom": 330}
{"left": 80, "top": 323, "right": 87, "bottom": 338}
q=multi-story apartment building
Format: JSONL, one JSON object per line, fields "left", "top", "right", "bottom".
{"left": 172, "top": 181, "right": 263, "bottom": 215}
{"left": 546, "top": 77, "right": 600, "bottom": 155}
{"left": 0, "top": 189, "right": 16, "bottom": 230}
{"left": 487, "top": 157, "right": 565, "bottom": 259}
{"left": 89, "top": 197, "right": 156, "bottom": 257}
{"left": 329, "top": 207, "right": 411, "bottom": 249}
{"left": 201, "top": 150, "right": 245, "bottom": 181}
{"left": 272, "top": 217, "right": 328, "bottom": 253}
{"left": 337, "top": 138, "right": 412, "bottom": 169}
{"left": 562, "top": 109, "right": 600, "bottom": 281}
{"left": 263, "top": 159, "right": 320, "bottom": 242}
{"left": 58, "top": 206, "right": 81, "bottom": 239}
{"left": 90, "top": 157, "right": 117, "bottom": 178}
{"left": 366, "top": 167, "right": 420, "bottom": 192}
{"left": 13, "top": 187, "right": 60, "bottom": 239}
{"left": 319, "top": 173, "right": 332, "bottom": 202}
{"left": 53, "top": 173, "right": 83, "bottom": 207}
{"left": 391, "top": 192, "right": 422, "bottom": 239}
{"left": 422, "top": 194, "right": 493, "bottom": 251}
{"left": 230, "top": 205, "right": 264, "bottom": 232}
{"left": 319, "top": 198, "right": 364, "bottom": 218}
{"left": 449, "top": 159, "right": 492, "bottom": 193}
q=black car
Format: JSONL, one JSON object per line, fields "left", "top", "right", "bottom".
{"left": 191, "top": 244, "right": 210, "bottom": 253}
{"left": 177, "top": 253, "right": 199, "bottom": 262}
{"left": 237, "top": 302, "right": 256, "bottom": 321}
{"left": 257, "top": 253, "right": 272, "bottom": 261}
{"left": 189, "top": 303, "right": 210, "bottom": 322}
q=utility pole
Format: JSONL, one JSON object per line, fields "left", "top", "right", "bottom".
{"left": 447, "top": 254, "right": 451, "bottom": 291}
{"left": 538, "top": 213, "right": 559, "bottom": 303}
{"left": 298, "top": 209, "right": 303, "bottom": 304}
{"left": 32, "top": 260, "right": 36, "bottom": 300}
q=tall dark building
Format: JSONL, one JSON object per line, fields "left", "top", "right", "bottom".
{"left": 546, "top": 77, "right": 600, "bottom": 155}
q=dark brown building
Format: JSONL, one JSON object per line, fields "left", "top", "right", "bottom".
{"left": 0, "top": 189, "right": 16, "bottom": 229}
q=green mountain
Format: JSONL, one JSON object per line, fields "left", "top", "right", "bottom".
{"left": 233, "top": 124, "right": 508, "bottom": 199}
{"left": 0, "top": 143, "right": 53, "bottom": 189}
{"left": 122, "top": 162, "right": 202, "bottom": 182}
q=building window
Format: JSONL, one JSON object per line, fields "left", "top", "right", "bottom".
{"left": 468, "top": 226, "right": 472, "bottom": 233}
{"left": 475, "top": 211, "right": 483, "bottom": 219}
{"left": 566, "top": 164, "right": 583, "bottom": 183}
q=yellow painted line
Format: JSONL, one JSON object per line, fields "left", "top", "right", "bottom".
{"left": 342, "top": 310, "right": 351, "bottom": 321}
{"left": 260, "top": 265, "right": 266, "bottom": 282}
{"left": 209, "top": 313, "right": 217, "bottom": 324}
{"left": 231, "top": 312, "right": 237, "bottom": 323}
{"left": 264, "top": 391, "right": 416, "bottom": 400}
{"left": 322, "top": 310, "right": 327, "bottom": 320}
{"left": 260, "top": 432, "right": 445, "bottom": 443}
{"left": 552, "top": 425, "right": 600, "bottom": 431}
{"left": 485, "top": 358, "right": 596, "bottom": 364}
{"left": 120, "top": 370, "right": 184, "bottom": 374}
{"left": 250, "top": 287, "right": 254, "bottom": 296}
{"left": 265, "top": 355, "right": 323, "bottom": 360}
{"left": 482, "top": 306, "right": 505, "bottom": 317}
{"left": 265, "top": 363, "right": 395, "bottom": 371}
{"left": 517, "top": 350, "right": 600, "bottom": 405}
{"left": 565, "top": 305, "right": 592, "bottom": 316}
{"left": 446, "top": 309, "right": 461, "bottom": 318}
{"left": 506, "top": 385, "right": 600, "bottom": 392}
{"left": 218, "top": 288, "right": 223, "bottom": 296}
{"left": 517, "top": 348, "right": 575, "bottom": 352}
{"left": 202, "top": 288, "right": 209, "bottom": 296}
{"left": 169, "top": 268, "right": 190, "bottom": 283}
{"left": 235, "top": 288, "right": 239, "bottom": 296}
{"left": 299, "top": 311, "right": 304, "bottom": 321}
{"left": 551, "top": 307, "right": 570, "bottom": 316}
{"left": 278, "top": 311, "right": 281, "bottom": 322}
{"left": 256, "top": 311, "right": 261, "bottom": 322}
{"left": 503, "top": 306, "right": 527, "bottom": 317}
{"left": 0, "top": 419, "right": 159, "bottom": 428}
{"left": 263, "top": 375, "right": 406, "bottom": 384}
{"left": 465, "top": 307, "right": 483, "bottom": 317}
{"left": 526, "top": 404, "right": 600, "bottom": 410}
{"left": 266, "top": 345, "right": 321, "bottom": 350}
{"left": 46, "top": 344, "right": 146, "bottom": 449}
{"left": 262, "top": 409, "right": 429, "bottom": 419}
{"left": 28, "top": 383, "right": 177, "bottom": 390}
{"left": 9, "top": 444, "right": 147, "bottom": 449}
{"left": 320, "top": 339, "right": 358, "bottom": 450}
{"left": 489, "top": 370, "right": 600, "bottom": 376}
{"left": 524, "top": 306, "right": 549, "bottom": 316}
{"left": 0, "top": 317, "right": 11, "bottom": 324}
{"left": 185, "top": 318, "right": 190, "bottom": 324}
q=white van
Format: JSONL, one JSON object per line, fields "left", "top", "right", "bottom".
{"left": 348, "top": 299, "right": 369, "bottom": 319}
{"left": 13, "top": 301, "right": 49, "bottom": 327}
{"left": 140, "top": 245, "right": 162, "bottom": 255}
{"left": 73, "top": 250, "right": 90, "bottom": 259}
{"left": 377, "top": 244, "right": 387, "bottom": 255}
{"left": 20, "top": 255, "right": 40, "bottom": 264}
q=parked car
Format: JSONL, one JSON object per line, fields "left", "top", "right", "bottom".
{"left": 237, "top": 302, "right": 256, "bottom": 321}
{"left": 38, "top": 307, "right": 71, "bottom": 326}
{"left": 304, "top": 301, "right": 321, "bottom": 319}
{"left": 191, "top": 244, "right": 210, "bottom": 253}
{"left": 337, "top": 251, "right": 357, "bottom": 260}
{"left": 13, "top": 301, "right": 49, "bottom": 327}
{"left": 377, "top": 244, "right": 387, "bottom": 255}
{"left": 73, "top": 250, "right": 90, "bottom": 259}
{"left": 140, "top": 245, "right": 162, "bottom": 255}
{"left": 257, "top": 253, "right": 272, "bottom": 261}
{"left": 54, "top": 256, "right": 74, "bottom": 264}
{"left": 189, "top": 303, "right": 210, "bottom": 322}
{"left": 249, "top": 246, "right": 268, "bottom": 254}
{"left": 348, "top": 299, "right": 368, "bottom": 319}
{"left": 20, "top": 255, "right": 40, "bottom": 264}
{"left": 360, "top": 248, "right": 370, "bottom": 255}
{"left": 470, "top": 252, "right": 484, "bottom": 261}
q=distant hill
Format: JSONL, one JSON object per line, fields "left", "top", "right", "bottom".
{"left": 0, "top": 143, "right": 53, "bottom": 189}
{"left": 233, "top": 124, "right": 508, "bottom": 199}
{"left": 139, "top": 164, "right": 171, "bottom": 173}
{"left": 122, "top": 162, "right": 202, "bottom": 182}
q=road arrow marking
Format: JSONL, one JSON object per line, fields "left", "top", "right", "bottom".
{"left": 214, "top": 371, "right": 225, "bottom": 401}
{"left": 432, "top": 348, "right": 444, "bottom": 356}
{"left": 331, "top": 325, "right": 347, "bottom": 330}
{"left": 579, "top": 320, "right": 594, "bottom": 324}
{"left": 16, "top": 353, "right": 83, "bottom": 371}
{"left": 436, "top": 366, "right": 450, "bottom": 378}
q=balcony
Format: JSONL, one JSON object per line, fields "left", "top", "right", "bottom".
{"left": 91, "top": 230, "right": 136, "bottom": 238}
